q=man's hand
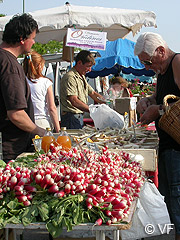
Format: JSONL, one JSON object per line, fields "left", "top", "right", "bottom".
{"left": 89, "top": 91, "right": 105, "bottom": 104}
{"left": 68, "top": 95, "right": 89, "bottom": 112}
{"left": 136, "top": 98, "right": 151, "bottom": 113}
{"left": 140, "top": 105, "right": 159, "bottom": 125}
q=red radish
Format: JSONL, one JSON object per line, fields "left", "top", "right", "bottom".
{"left": 44, "top": 174, "right": 51, "bottom": 184}
{"left": 87, "top": 189, "right": 98, "bottom": 196}
{"left": 48, "top": 185, "right": 59, "bottom": 193}
{"left": 9, "top": 176, "right": 17, "bottom": 185}
{"left": 106, "top": 219, "right": 112, "bottom": 225}
{"left": 39, "top": 169, "right": 45, "bottom": 176}
{"left": 14, "top": 186, "right": 24, "bottom": 192}
{"left": 94, "top": 189, "right": 106, "bottom": 198}
{"left": 35, "top": 174, "right": 42, "bottom": 184}
{"left": 23, "top": 200, "right": 31, "bottom": 206}
{"left": 26, "top": 193, "right": 33, "bottom": 200}
{"left": 55, "top": 190, "right": 65, "bottom": 198}
{"left": 92, "top": 199, "right": 99, "bottom": 207}
{"left": 17, "top": 178, "right": 28, "bottom": 186}
{"left": 111, "top": 217, "right": 118, "bottom": 223}
{"left": 49, "top": 178, "right": 54, "bottom": 185}
{"left": 112, "top": 198, "right": 121, "bottom": 206}
{"left": 94, "top": 177, "right": 102, "bottom": 184}
{"left": 16, "top": 195, "right": 27, "bottom": 202}
{"left": 15, "top": 191, "right": 24, "bottom": 196}
{"left": 94, "top": 218, "right": 103, "bottom": 226}
{"left": 104, "top": 210, "right": 111, "bottom": 216}
{"left": 51, "top": 170, "right": 57, "bottom": 179}
{"left": 64, "top": 184, "right": 71, "bottom": 194}
{"left": 105, "top": 196, "right": 116, "bottom": 203}
{"left": 113, "top": 201, "right": 126, "bottom": 210}
{"left": 86, "top": 202, "right": 93, "bottom": 209}
{"left": 24, "top": 185, "right": 36, "bottom": 192}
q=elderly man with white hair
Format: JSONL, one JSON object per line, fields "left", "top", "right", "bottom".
{"left": 134, "top": 32, "right": 180, "bottom": 240}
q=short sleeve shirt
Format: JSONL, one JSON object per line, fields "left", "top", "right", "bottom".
{"left": 0, "top": 48, "right": 34, "bottom": 161}
{"left": 60, "top": 67, "right": 94, "bottom": 114}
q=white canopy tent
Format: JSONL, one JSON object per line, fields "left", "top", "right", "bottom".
{"left": 0, "top": 3, "right": 157, "bottom": 121}
{"left": 0, "top": 3, "right": 157, "bottom": 43}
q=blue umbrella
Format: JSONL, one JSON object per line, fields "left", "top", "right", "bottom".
{"left": 86, "top": 38, "right": 155, "bottom": 79}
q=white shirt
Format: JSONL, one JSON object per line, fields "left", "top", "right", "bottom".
{"left": 27, "top": 77, "right": 52, "bottom": 120}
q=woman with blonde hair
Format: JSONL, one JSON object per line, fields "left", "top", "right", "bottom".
{"left": 23, "top": 50, "right": 60, "bottom": 132}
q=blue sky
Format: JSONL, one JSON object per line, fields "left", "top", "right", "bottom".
{"left": 0, "top": 0, "right": 179, "bottom": 52}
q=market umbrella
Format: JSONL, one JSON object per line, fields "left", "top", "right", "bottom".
{"left": 86, "top": 38, "right": 155, "bottom": 79}
{"left": 0, "top": 3, "right": 157, "bottom": 43}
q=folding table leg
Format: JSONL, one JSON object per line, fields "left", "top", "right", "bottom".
{"left": 5, "top": 228, "right": 8, "bottom": 240}
{"left": 13, "top": 229, "right": 17, "bottom": 240}
{"left": 95, "top": 230, "right": 105, "bottom": 240}
{"left": 113, "top": 230, "right": 120, "bottom": 240}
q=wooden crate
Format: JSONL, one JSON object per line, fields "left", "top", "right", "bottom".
{"left": 112, "top": 148, "right": 157, "bottom": 172}
{"left": 114, "top": 97, "right": 137, "bottom": 127}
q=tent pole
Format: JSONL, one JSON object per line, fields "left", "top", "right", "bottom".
{"left": 70, "top": 47, "right": 73, "bottom": 68}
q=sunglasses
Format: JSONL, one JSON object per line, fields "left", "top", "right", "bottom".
{"left": 140, "top": 54, "right": 154, "bottom": 66}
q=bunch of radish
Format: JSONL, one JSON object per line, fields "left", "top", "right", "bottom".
{"left": 0, "top": 145, "right": 145, "bottom": 225}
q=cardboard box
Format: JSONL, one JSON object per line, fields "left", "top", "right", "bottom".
{"left": 114, "top": 97, "right": 137, "bottom": 126}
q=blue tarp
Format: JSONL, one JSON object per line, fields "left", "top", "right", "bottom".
{"left": 86, "top": 38, "right": 155, "bottom": 79}
{"left": 121, "top": 73, "right": 153, "bottom": 83}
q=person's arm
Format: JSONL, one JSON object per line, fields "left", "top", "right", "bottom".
{"left": 46, "top": 86, "right": 60, "bottom": 133}
{"left": 137, "top": 88, "right": 158, "bottom": 125}
{"left": 89, "top": 91, "right": 106, "bottom": 104}
{"left": 136, "top": 91, "right": 157, "bottom": 113}
{"left": 7, "top": 109, "right": 45, "bottom": 136}
{"left": 172, "top": 54, "right": 180, "bottom": 90}
{"left": 68, "top": 95, "right": 90, "bottom": 112}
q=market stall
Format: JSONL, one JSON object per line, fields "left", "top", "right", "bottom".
{"left": 0, "top": 122, "right": 161, "bottom": 240}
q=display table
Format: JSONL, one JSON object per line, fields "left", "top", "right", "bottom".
{"left": 3, "top": 200, "right": 137, "bottom": 240}
{"left": 4, "top": 223, "right": 120, "bottom": 240}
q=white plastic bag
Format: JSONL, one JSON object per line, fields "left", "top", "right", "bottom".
{"left": 89, "top": 104, "right": 124, "bottom": 130}
{"left": 121, "top": 181, "right": 171, "bottom": 240}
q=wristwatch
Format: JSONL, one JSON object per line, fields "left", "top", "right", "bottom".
{"left": 159, "top": 104, "right": 164, "bottom": 116}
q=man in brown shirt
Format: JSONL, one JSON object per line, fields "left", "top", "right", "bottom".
{"left": 0, "top": 14, "right": 45, "bottom": 162}
{"left": 60, "top": 50, "right": 104, "bottom": 129}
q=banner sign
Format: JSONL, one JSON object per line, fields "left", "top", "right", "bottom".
{"left": 66, "top": 28, "right": 107, "bottom": 50}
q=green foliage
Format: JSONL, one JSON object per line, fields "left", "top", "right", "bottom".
{"left": 32, "top": 40, "right": 82, "bottom": 55}
{"left": 32, "top": 40, "right": 63, "bottom": 55}
{"left": 0, "top": 14, "right": 5, "bottom": 17}
{"left": 0, "top": 191, "right": 107, "bottom": 238}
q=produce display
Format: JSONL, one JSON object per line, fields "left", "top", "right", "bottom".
{"left": 0, "top": 144, "right": 145, "bottom": 238}
{"left": 68, "top": 124, "right": 158, "bottom": 150}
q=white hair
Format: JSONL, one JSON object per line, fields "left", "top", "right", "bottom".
{"left": 134, "top": 32, "right": 168, "bottom": 56}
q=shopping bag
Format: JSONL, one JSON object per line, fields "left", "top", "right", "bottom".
{"left": 121, "top": 181, "right": 171, "bottom": 240}
{"left": 89, "top": 104, "right": 124, "bottom": 130}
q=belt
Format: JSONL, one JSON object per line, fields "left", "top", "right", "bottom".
{"left": 62, "top": 111, "right": 83, "bottom": 115}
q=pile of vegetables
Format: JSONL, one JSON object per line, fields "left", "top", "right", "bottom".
{"left": 0, "top": 145, "right": 145, "bottom": 238}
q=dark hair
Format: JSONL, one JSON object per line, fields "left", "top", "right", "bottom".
{"left": 2, "top": 13, "right": 39, "bottom": 44}
{"left": 75, "top": 50, "right": 95, "bottom": 65}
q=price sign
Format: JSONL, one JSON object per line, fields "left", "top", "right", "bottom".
{"left": 86, "top": 141, "right": 100, "bottom": 152}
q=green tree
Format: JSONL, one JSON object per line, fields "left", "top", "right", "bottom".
{"left": 32, "top": 40, "right": 63, "bottom": 55}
